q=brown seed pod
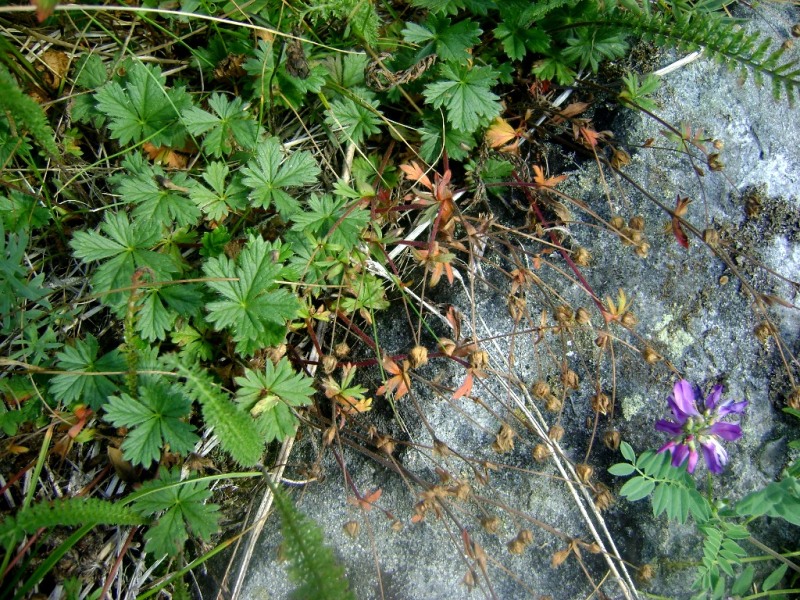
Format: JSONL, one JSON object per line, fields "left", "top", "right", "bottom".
{"left": 707, "top": 153, "right": 724, "bottom": 171}
{"left": 573, "top": 247, "right": 591, "bottom": 266}
{"left": 532, "top": 380, "right": 551, "bottom": 399}
{"left": 469, "top": 350, "right": 489, "bottom": 371}
{"left": 620, "top": 311, "right": 638, "bottom": 328}
{"left": 491, "top": 423, "right": 516, "bottom": 454}
{"left": 551, "top": 547, "right": 571, "bottom": 567}
{"left": 594, "top": 482, "right": 615, "bottom": 511}
{"left": 609, "top": 216, "right": 625, "bottom": 231}
{"left": 433, "top": 439, "right": 452, "bottom": 457}
{"left": 591, "top": 393, "right": 611, "bottom": 415}
{"left": 517, "top": 529, "right": 533, "bottom": 545}
{"left": 321, "top": 354, "right": 338, "bottom": 374}
{"left": 754, "top": 321, "right": 774, "bottom": 343}
{"left": 575, "top": 463, "right": 593, "bottom": 483}
{"left": 334, "top": 341, "right": 351, "bottom": 358}
{"left": 575, "top": 307, "right": 591, "bottom": 325}
{"left": 554, "top": 305, "right": 574, "bottom": 324}
{"left": 634, "top": 242, "right": 650, "bottom": 258}
{"left": 703, "top": 228, "right": 720, "bottom": 246}
{"left": 611, "top": 148, "right": 631, "bottom": 169}
{"left": 481, "top": 515, "right": 502, "bottom": 534}
{"left": 343, "top": 520, "right": 360, "bottom": 539}
{"left": 545, "top": 394, "right": 563, "bottom": 413}
{"left": 603, "top": 430, "right": 621, "bottom": 451}
{"left": 562, "top": 369, "right": 580, "bottom": 390}
{"left": 642, "top": 345, "right": 661, "bottom": 364}
{"left": 507, "top": 538, "right": 526, "bottom": 555}
{"left": 637, "top": 563, "right": 656, "bottom": 585}
{"left": 376, "top": 435, "right": 396, "bottom": 456}
{"left": 532, "top": 443, "right": 551, "bottom": 462}
{"left": 548, "top": 425, "right": 565, "bottom": 442}
{"left": 408, "top": 345, "right": 429, "bottom": 369}
{"left": 628, "top": 215, "right": 645, "bottom": 231}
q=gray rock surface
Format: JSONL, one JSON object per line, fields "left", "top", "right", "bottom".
{"left": 207, "top": 4, "right": 800, "bottom": 599}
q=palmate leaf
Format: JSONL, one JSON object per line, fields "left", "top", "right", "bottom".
{"left": 235, "top": 357, "right": 315, "bottom": 442}
{"left": 324, "top": 90, "right": 382, "bottom": 147}
{"left": 181, "top": 93, "right": 259, "bottom": 157}
{"left": 290, "top": 193, "right": 369, "bottom": 252}
{"left": 240, "top": 137, "right": 320, "bottom": 218}
{"left": 562, "top": 27, "right": 628, "bottom": 72}
{"left": 423, "top": 62, "right": 501, "bottom": 134}
{"left": 131, "top": 468, "right": 219, "bottom": 557}
{"left": 104, "top": 380, "right": 199, "bottom": 467}
{"left": 116, "top": 158, "right": 200, "bottom": 227}
{"left": 70, "top": 212, "right": 180, "bottom": 309}
{"left": 49, "top": 334, "right": 125, "bottom": 409}
{"left": 203, "top": 234, "right": 299, "bottom": 355}
{"left": 94, "top": 62, "right": 191, "bottom": 147}
{"left": 402, "top": 15, "right": 482, "bottom": 62}
{"left": 189, "top": 161, "right": 248, "bottom": 222}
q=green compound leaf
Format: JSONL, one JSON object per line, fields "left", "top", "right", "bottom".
{"left": 240, "top": 137, "right": 320, "bottom": 218}
{"left": 402, "top": 15, "right": 482, "bottom": 62}
{"left": 423, "top": 62, "right": 501, "bottom": 134}
{"left": 181, "top": 93, "right": 259, "bottom": 157}
{"left": 607, "top": 462, "right": 635, "bottom": 476}
{"left": 325, "top": 91, "right": 383, "bottom": 147}
{"left": 619, "top": 476, "right": 655, "bottom": 502}
{"left": 203, "top": 234, "right": 300, "bottom": 355}
{"left": 131, "top": 468, "right": 220, "bottom": 557}
{"left": 94, "top": 62, "right": 191, "bottom": 147}
{"left": 189, "top": 161, "right": 248, "bottom": 223}
{"left": 235, "top": 357, "right": 315, "bottom": 442}
{"left": 104, "top": 380, "right": 199, "bottom": 467}
{"left": 49, "top": 335, "right": 125, "bottom": 409}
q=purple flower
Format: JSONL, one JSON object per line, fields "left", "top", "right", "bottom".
{"left": 655, "top": 380, "right": 747, "bottom": 474}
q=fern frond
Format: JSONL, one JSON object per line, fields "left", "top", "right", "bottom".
{"left": 601, "top": 8, "right": 800, "bottom": 106}
{"left": 0, "top": 63, "right": 60, "bottom": 158}
{"left": 266, "top": 478, "right": 355, "bottom": 600}
{"left": 0, "top": 497, "right": 144, "bottom": 551}
{"left": 167, "top": 355, "right": 264, "bottom": 466}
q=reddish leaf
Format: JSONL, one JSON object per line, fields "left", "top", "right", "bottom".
{"left": 672, "top": 217, "right": 689, "bottom": 248}
{"left": 32, "top": 0, "right": 58, "bottom": 22}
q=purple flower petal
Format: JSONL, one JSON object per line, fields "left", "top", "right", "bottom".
{"left": 707, "top": 421, "right": 742, "bottom": 441}
{"left": 657, "top": 440, "right": 676, "bottom": 454}
{"left": 687, "top": 448, "right": 699, "bottom": 473}
{"left": 715, "top": 398, "right": 748, "bottom": 417}
{"left": 700, "top": 437, "right": 728, "bottom": 474}
{"left": 670, "top": 443, "right": 690, "bottom": 468}
{"left": 655, "top": 419, "right": 683, "bottom": 436}
{"left": 670, "top": 380, "right": 700, "bottom": 421}
{"left": 704, "top": 384, "right": 723, "bottom": 411}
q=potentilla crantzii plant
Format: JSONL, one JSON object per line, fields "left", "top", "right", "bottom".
{"left": 655, "top": 379, "right": 747, "bottom": 474}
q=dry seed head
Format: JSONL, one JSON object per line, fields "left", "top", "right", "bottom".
{"left": 545, "top": 394, "right": 563, "bottom": 412}
{"left": 343, "top": 520, "right": 360, "bottom": 539}
{"left": 611, "top": 148, "right": 631, "bottom": 169}
{"left": 481, "top": 515, "right": 502, "bottom": 534}
{"left": 591, "top": 393, "right": 611, "bottom": 415}
{"left": 620, "top": 311, "right": 638, "bottom": 328}
{"left": 491, "top": 423, "right": 516, "bottom": 454}
{"left": 562, "top": 369, "right": 580, "bottom": 390}
{"left": 532, "top": 380, "right": 551, "bottom": 399}
{"left": 517, "top": 529, "right": 533, "bottom": 545}
{"left": 376, "top": 435, "right": 396, "bottom": 456}
{"left": 619, "top": 227, "right": 636, "bottom": 246}
{"left": 787, "top": 387, "right": 800, "bottom": 410}
{"left": 634, "top": 242, "right": 650, "bottom": 258}
{"left": 334, "top": 341, "right": 351, "bottom": 358}
{"left": 628, "top": 215, "right": 645, "bottom": 231}
{"left": 642, "top": 345, "right": 661, "bottom": 364}
{"left": 508, "top": 294, "right": 526, "bottom": 321}
{"left": 754, "top": 321, "right": 774, "bottom": 343}
{"left": 408, "top": 345, "right": 429, "bottom": 369}
{"left": 469, "top": 350, "right": 489, "bottom": 371}
{"left": 463, "top": 569, "right": 476, "bottom": 590}
{"left": 603, "top": 430, "right": 621, "bottom": 451}
{"left": 554, "top": 305, "right": 574, "bottom": 324}
{"left": 575, "top": 307, "right": 591, "bottom": 325}
{"left": 573, "top": 247, "right": 591, "bottom": 266}
{"left": 321, "top": 354, "right": 338, "bottom": 374}
{"left": 576, "top": 463, "right": 593, "bottom": 483}
{"left": 719, "top": 275, "right": 729, "bottom": 285}
{"left": 433, "top": 439, "right": 452, "bottom": 457}
{"left": 532, "top": 443, "right": 551, "bottom": 462}
{"left": 782, "top": 39, "right": 794, "bottom": 51}
{"left": 609, "top": 216, "right": 625, "bottom": 231}
{"left": 507, "top": 538, "right": 527, "bottom": 555}
{"left": 713, "top": 138, "right": 725, "bottom": 150}
{"left": 703, "top": 228, "right": 720, "bottom": 246}
{"left": 707, "top": 153, "right": 724, "bottom": 171}
{"left": 637, "top": 564, "right": 655, "bottom": 585}
{"left": 551, "top": 547, "right": 571, "bottom": 567}
{"left": 548, "top": 424, "right": 565, "bottom": 442}
{"left": 595, "top": 332, "right": 609, "bottom": 349}
{"left": 594, "top": 483, "right": 614, "bottom": 511}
